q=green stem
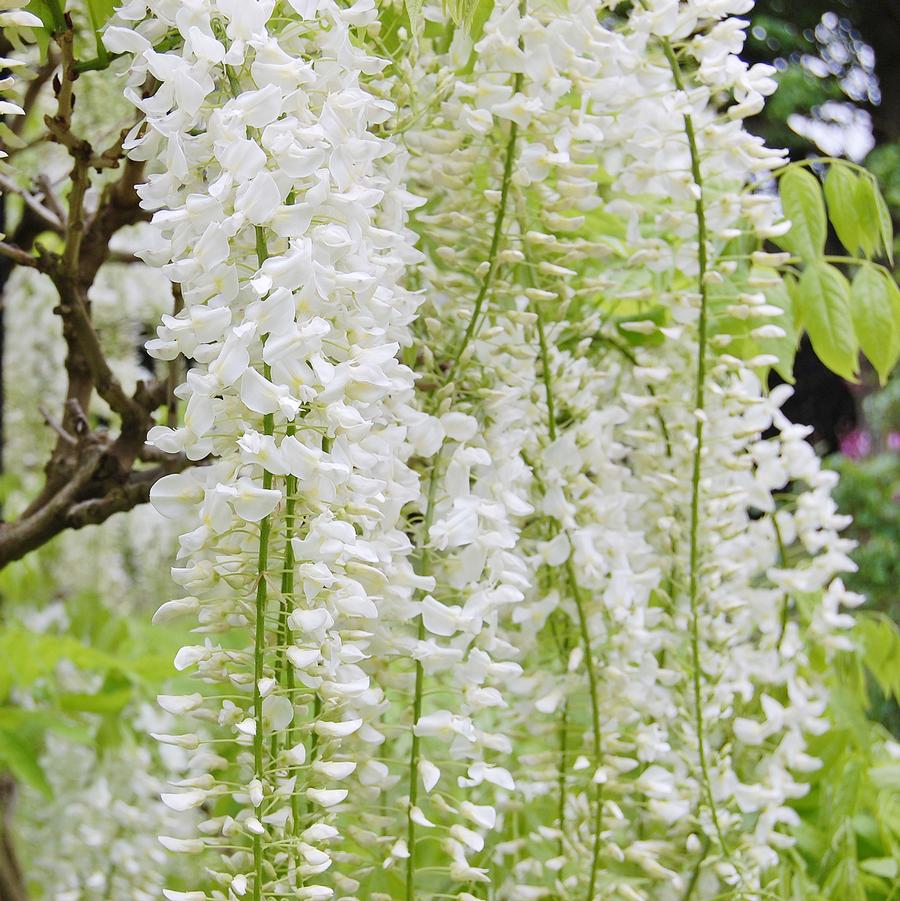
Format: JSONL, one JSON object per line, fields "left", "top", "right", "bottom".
{"left": 533, "top": 295, "right": 604, "bottom": 897}
{"left": 274, "top": 422, "right": 300, "bottom": 829}
{"left": 773, "top": 155, "right": 874, "bottom": 180}
{"left": 305, "top": 437, "right": 331, "bottom": 803}
{"left": 680, "top": 835, "right": 710, "bottom": 901}
{"left": 273, "top": 440, "right": 296, "bottom": 697}
{"left": 566, "top": 557, "right": 604, "bottom": 898}
{"left": 661, "top": 38, "right": 732, "bottom": 862}
{"left": 772, "top": 516, "right": 791, "bottom": 653}
{"left": 557, "top": 701, "right": 569, "bottom": 855}
{"left": 405, "top": 458, "right": 441, "bottom": 901}
{"left": 443, "top": 72, "right": 523, "bottom": 387}
{"left": 251, "top": 226, "right": 274, "bottom": 901}
{"left": 405, "top": 28, "right": 526, "bottom": 891}
{"left": 252, "top": 470, "right": 272, "bottom": 901}
{"left": 536, "top": 309, "right": 574, "bottom": 863}
{"left": 535, "top": 309, "right": 557, "bottom": 442}
{"left": 549, "top": 614, "right": 571, "bottom": 857}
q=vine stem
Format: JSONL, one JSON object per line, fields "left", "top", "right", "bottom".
{"left": 534, "top": 297, "right": 604, "bottom": 898}
{"left": 536, "top": 290, "right": 570, "bottom": 857}
{"left": 404, "top": 31, "right": 525, "bottom": 895}
{"left": 275, "top": 421, "right": 300, "bottom": 834}
{"left": 567, "top": 559, "right": 604, "bottom": 899}
{"left": 306, "top": 438, "right": 330, "bottom": 800}
{"left": 661, "top": 38, "right": 732, "bottom": 862}
{"left": 549, "top": 614, "right": 571, "bottom": 856}
{"left": 252, "top": 226, "right": 274, "bottom": 901}
{"left": 772, "top": 155, "right": 876, "bottom": 180}
{"left": 443, "top": 69, "right": 523, "bottom": 387}
{"left": 772, "top": 516, "right": 791, "bottom": 653}
{"left": 680, "top": 835, "right": 710, "bottom": 901}
{"left": 405, "top": 458, "right": 441, "bottom": 901}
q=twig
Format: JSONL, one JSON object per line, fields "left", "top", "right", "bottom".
{"left": 51, "top": 273, "right": 145, "bottom": 424}
{"left": 105, "top": 250, "right": 142, "bottom": 265}
{"left": 166, "top": 284, "right": 184, "bottom": 427}
{"left": 36, "top": 174, "right": 67, "bottom": 227}
{"left": 38, "top": 404, "right": 76, "bottom": 445}
{"left": 0, "top": 242, "right": 38, "bottom": 269}
{"left": 0, "top": 174, "right": 64, "bottom": 233}
{"left": 0, "top": 18, "right": 194, "bottom": 573}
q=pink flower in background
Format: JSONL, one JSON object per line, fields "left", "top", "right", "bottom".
{"left": 840, "top": 429, "right": 872, "bottom": 460}
{"left": 888, "top": 432, "right": 900, "bottom": 453}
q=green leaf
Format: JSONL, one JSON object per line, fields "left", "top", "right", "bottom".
{"left": 85, "top": 0, "right": 117, "bottom": 61}
{"left": 23, "top": 0, "right": 53, "bottom": 54}
{"left": 870, "top": 764, "right": 900, "bottom": 791}
{"left": 86, "top": 0, "right": 117, "bottom": 20}
{"left": 58, "top": 689, "right": 133, "bottom": 715}
{"left": 860, "top": 858, "right": 898, "bottom": 879}
{"left": 874, "top": 185, "right": 895, "bottom": 265}
{"left": 850, "top": 267, "right": 900, "bottom": 385}
{"left": 823, "top": 858, "right": 867, "bottom": 901}
{"left": 0, "top": 628, "right": 175, "bottom": 701}
{"left": 797, "top": 263, "right": 858, "bottom": 380}
{"left": 777, "top": 167, "right": 827, "bottom": 261}
{"left": 850, "top": 175, "right": 884, "bottom": 261}
{"left": 824, "top": 164, "right": 862, "bottom": 257}
{"left": 404, "top": 0, "right": 425, "bottom": 36}
{"left": 467, "top": 0, "right": 495, "bottom": 41}
{"left": 0, "top": 728, "right": 52, "bottom": 798}
{"left": 890, "top": 277, "right": 900, "bottom": 361}
{"left": 0, "top": 707, "right": 91, "bottom": 745}
{"left": 25, "top": 0, "right": 59, "bottom": 31}
{"left": 855, "top": 614, "right": 900, "bottom": 702}
{"left": 0, "top": 630, "right": 112, "bottom": 700}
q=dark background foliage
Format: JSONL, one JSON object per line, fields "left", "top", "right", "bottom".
{"left": 749, "top": 1, "right": 900, "bottom": 733}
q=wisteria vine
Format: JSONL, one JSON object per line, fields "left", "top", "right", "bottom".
{"left": 90, "top": 0, "right": 879, "bottom": 898}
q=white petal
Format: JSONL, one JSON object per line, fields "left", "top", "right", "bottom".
{"left": 150, "top": 473, "right": 204, "bottom": 518}
{"left": 153, "top": 596, "right": 199, "bottom": 624}
{"left": 228, "top": 478, "right": 281, "bottom": 522}
{"left": 306, "top": 788, "right": 348, "bottom": 807}
{"left": 313, "top": 718, "right": 362, "bottom": 738}
{"left": 157, "top": 693, "right": 203, "bottom": 715}
{"left": 313, "top": 760, "right": 357, "bottom": 780}
{"left": 158, "top": 836, "right": 205, "bottom": 853}
{"left": 419, "top": 759, "right": 440, "bottom": 793}
{"left": 160, "top": 790, "right": 206, "bottom": 812}
{"left": 235, "top": 171, "right": 281, "bottom": 225}
{"left": 262, "top": 694, "right": 294, "bottom": 731}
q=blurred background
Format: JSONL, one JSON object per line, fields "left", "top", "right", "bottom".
{"left": 746, "top": 0, "right": 899, "bottom": 661}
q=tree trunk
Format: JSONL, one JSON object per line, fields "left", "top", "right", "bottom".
{"left": 0, "top": 776, "right": 26, "bottom": 901}
{"left": 0, "top": 113, "right": 30, "bottom": 901}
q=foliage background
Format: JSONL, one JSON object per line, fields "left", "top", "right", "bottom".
{"left": 747, "top": 0, "right": 899, "bottom": 643}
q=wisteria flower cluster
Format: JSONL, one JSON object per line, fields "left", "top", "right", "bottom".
{"left": 85, "top": 0, "right": 883, "bottom": 898}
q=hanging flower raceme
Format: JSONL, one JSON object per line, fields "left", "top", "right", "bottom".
{"left": 109, "top": 0, "right": 426, "bottom": 897}
{"left": 0, "top": 1, "right": 43, "bottom": 162}
{"left": 489, "top": 1, "right": 856, "bottom": 896}
{"left": 401, "top": 0, "right": 675, "bottom": 896}
{"left": 19, "top": 704, "right": 199, "bottom": 901}
{"left": 403, "top": 0, "right": 863, "bottom": 898}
